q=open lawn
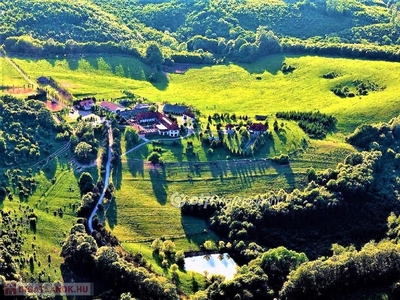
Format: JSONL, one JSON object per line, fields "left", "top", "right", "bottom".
{"left": 111, "top": 137, "right": 352, "bottom": 245}
{"left": 0, "top": 57, "right": 29, "bottom": 91}
{"left": 13, "top": 54, "right": 400, "bottom": 133}
{"left": 13, "top": 55, "right": 153, "bottom": 100}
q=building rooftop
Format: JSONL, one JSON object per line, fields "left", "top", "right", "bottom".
{"left": 100, "top": 101, "right": 125, "bottom": 112}
{"left": 163, "top": 104, "right": 188, "bottom": 114}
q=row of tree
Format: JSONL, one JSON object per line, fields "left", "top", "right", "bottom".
{"left": 276, "top": 111, "right": 337, "bottom": 139}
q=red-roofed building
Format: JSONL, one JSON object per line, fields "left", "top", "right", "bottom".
{"left": 100, "top": 101, "right": 125, "bottom": 113}
{"left": 135, "top": 111, "right": 180, "bottom": 137}
{"left": 79, "top": 99, "right": 95, "bottom": 111}
{"left": 226, "top": 124, "right": 234, "bottom": 130}
{"left": 248, "top": 123, "right": 267, "bottom": 134}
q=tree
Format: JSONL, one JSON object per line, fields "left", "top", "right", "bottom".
{"left": 162, "top": 240, "right": 176, "bottom": 255}
{"left": 60, "top": 224, "right": 98, "bottom": 273}
{"left": 74, "top": 141, "right": 96, "bottom": 163}
{"left": 78, "top": 172, "right": 93, "bottom": 194}
{"left": 261, "top": 246, "right": 308, "bottom": 291}
{"left": 145, "top": 44, "right": 163, "bottom": 70}
{"left": 125, "top": 127, "right": 140, "bottom": 149}
{"left": 203, "top": 240, "right": 215, "bottom": 250}
{"left": 151, "top": 238, "right": 163, "bottom": 253}
{"left": 0, "top": 137, "right": 6, "bottom": 153}
{"left": 256, "top": 27, "right": 281, "bottom": 56}
{"left": 147, "top": 151, "right": 161, "bottom": 165}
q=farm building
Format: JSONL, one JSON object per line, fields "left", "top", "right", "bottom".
{"left": 79, "top": 98, "right": 95, "bottom": 111}
{"left": 255, "top": 115, "right": 267, "bottom": 121}
{"left": 248, "top": 123, "right": 267, "bottom": 134}
{"left": 118, "top": 103, "right": 151, "bottom": 120}
{"left": 163, "top": 103, "right": 195, "bottom": 118}
{"left": 163, "top": 104, "right": 188, "bottom": 115}
{"left": 37, "top": 76, "right": 50, "bottom": 85}
{"left": 100, "top": 101, "right": 125, "bottom": 113}
{"left": 135, "top": 111, "right": 180, "bottom": 137}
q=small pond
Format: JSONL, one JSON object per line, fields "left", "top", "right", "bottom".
{"left": 184, "top": 253, "right": 238, "bottom": 280}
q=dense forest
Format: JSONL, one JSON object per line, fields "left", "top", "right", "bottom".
{"left": 2, "top": 0, "right": 400, "bottom": 63}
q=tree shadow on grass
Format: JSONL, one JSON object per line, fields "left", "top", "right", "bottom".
{"left": 42, "top": 58, "right": 57, "bottom": 67}
{"left": 149, "top": 166, "right": 168, "bottom": 205}
{"left": 181, "top": 215, "right": 219, "bottom": 248}
{"left": 276, "top": 128, "right": 288, "bottom": 145}
{"left": 101, "top": 55, "right": 150, "bottom": 81}
{"left": 150, "top": 72, "right": 169, "bottom": 91}
{"left": 127, "top": 158, "right": 145, "bottom": 178}
{"left": 84, "top": 56, "right": 99, "bottom": 71}
{"left": 43, "top": 158, "right": 57, "bottom": 180}
{"left": 171, "top": 139, "right": 184, "bottom": 162}
{"left": 270, "top": 161, "right": 296, "bottom": 190}
{"left": 67, "top": 58, "right": 80, "bottom": 71}
{"left": 112, "top": 158, "right": 122, "bottom": 190}
{"left": 236, "top": 54, "right": 286, "bottom": 75}
{"left": 106, "top": 196, "right": 117, "bottom": 230}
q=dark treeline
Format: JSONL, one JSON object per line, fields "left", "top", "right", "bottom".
{"left": 3, "top": 0, "right": 400, "bottom": 65}
{"left": 280, "top": 241, "right": 400, "bottom": 300}
{"left": 3, "top": 36, "right": 140, "bottom": 58}
{"left": 281, "top": 38, "right": 400, "bottom": 63}
{"left": 276, "top": 111, "right": 337, "bottom": 139}
{"left": 346, "top": 114, "right": 400, "bottom": 150}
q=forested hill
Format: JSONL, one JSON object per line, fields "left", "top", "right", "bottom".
{"left": 1, "top": 0, "right": 400, "bottom": 61}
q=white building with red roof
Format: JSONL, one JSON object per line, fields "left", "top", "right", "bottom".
{"left": 135, "top": 111, "right": 180, "bottom": 137}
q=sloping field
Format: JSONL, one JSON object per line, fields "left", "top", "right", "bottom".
{"left": 14, "top": 54, "right": 400, "bottom": 133}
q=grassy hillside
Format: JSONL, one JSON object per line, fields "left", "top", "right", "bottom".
{"left": 0, "top": 57, "right": 28, "bottom": 90}
{"left": 14, "top": 54, "right": 400, "bottom": 133}
{"left": 0, "top": 157, "right": 90, "bottom": 283}
{"left": 12, "top": 55, "right": 153, "bottom": 99}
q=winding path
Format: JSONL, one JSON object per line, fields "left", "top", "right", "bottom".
{"left": 121, "top": 129, "right": 195, "bottom": 157}
{"left": 88, "top": 126, "right": 113, "bottom": 233}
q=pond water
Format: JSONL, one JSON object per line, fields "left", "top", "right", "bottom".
{"left": 184, "top": 253, "right": 238, "bottom": 280}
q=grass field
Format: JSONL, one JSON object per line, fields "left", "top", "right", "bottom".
{"left": 125, "top": 119, "right": 309, "bottom": 162}
{"left": 13, "top": 54, "right": 400, "bottom": 133}
{"left": 0, "top": 57, "right": 29, "bottom": 91}
{"left": 13, "top": 55, "right": 153, "bottom": 99}
{"left": 111, "top": 136, "right": 354, "bottom": 246}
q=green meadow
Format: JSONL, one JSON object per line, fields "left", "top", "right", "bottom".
{"left": 108, "top": 134, "right": 354, "bottom": 252}
{"left": 13, "top": 55, "right": 152, "bottom": 99}
{"left": 13, "top": 54, "right": 400, "bottom": 133}
{"left": 0, "top": 57, "right": 28, "bottom": 90}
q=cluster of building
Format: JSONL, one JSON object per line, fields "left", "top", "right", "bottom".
{"left": 93, "top": 101, "right": 193, "bottom": 138}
